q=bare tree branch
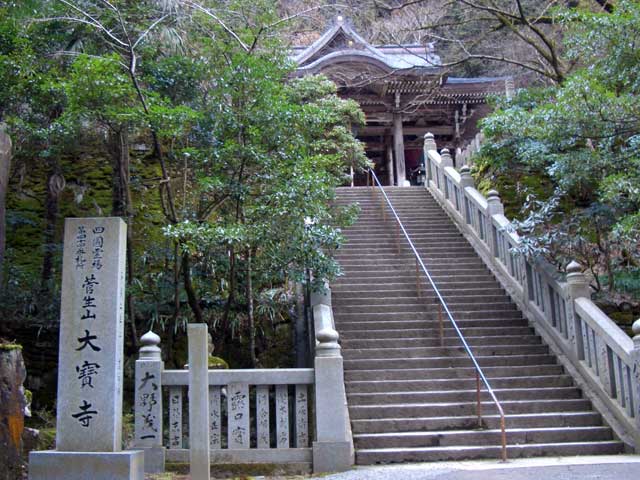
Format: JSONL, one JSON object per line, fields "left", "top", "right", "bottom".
{"left": 180, "top": 0, "right": 249, "bottom": 52}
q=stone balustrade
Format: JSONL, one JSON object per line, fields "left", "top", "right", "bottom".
{"left": 133, "top": 283, "right": 353, "bottom": 474}
{"left": 456, "top": 131, "right": 485, "bottom": 167}
{"left": 424, "top": 132, "right": 640, "bottom": 452}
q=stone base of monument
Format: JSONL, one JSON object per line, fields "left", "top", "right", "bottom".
{"left": 312, "top": 441, "right": 353, "bottom": 473}
{"left": 28, "top": 450, "right": 144, "bottom": 480}
{"left": 133, "top": 445, "right": 165, "bottom": 473}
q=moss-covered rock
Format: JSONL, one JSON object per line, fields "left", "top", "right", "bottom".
{"left": 208, "top": 355, "right": 229, "bottom": 369}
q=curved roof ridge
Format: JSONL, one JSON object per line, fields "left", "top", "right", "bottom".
{"left": 294, "top": 16, "right": 390, "bottom": 66}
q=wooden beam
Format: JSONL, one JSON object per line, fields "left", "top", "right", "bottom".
{"left": 361, "top": 126, "right": 455, "bottom": 136}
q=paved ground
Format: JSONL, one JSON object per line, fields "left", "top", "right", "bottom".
{"left": 147, "top": 455, "right": 640, "bottom": 479}
{"left": 307, "top": 456, "right": 640, "bottom": 480}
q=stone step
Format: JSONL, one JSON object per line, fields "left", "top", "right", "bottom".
{"left": 331, "top": 287, "right": 506, "bottom": 304}
{"left": 350, "top": 411, "right": 604, "bottom": 433}
{"left": 342, "top": 228, "right": 454, "bottom": 235}
{"left": 336, "top": 250, "right": 480, "bottom": 259}
{"left": 346, "top": 216, "right": 450, "bottom": 223}
{"left": 339, "top": 326, "right": 533, "bottom": 340}
{"left": 334, "top": 310, "right": 524, "bottom": 321}
{"left": 342, "top": 344, "right": 549, "bottom": 360}
{"left": 354, "top": 440, "right": 624, "bottom": 463}
{"left": 343, "top": 354, "right": 557, "bottom": 371}
{"left": 331, "top": 279, "right": 503, "bottom": 289}
{"left": 348, "top": 398, "right": 593, "bottom": 420}
{"left": 344, "top": 364, "right": 565, "bottom": 381}
{"left": 333, "top": 295, "right": 512, "bottom": 306}
{"left": 334, "top": 302, "right": 517, "bottom": 314}
{"left": 343, "top": 222, "right": 452, "bottom": 230}
{"left": 332, "top": 291, "right": 509, "bottom": 308}
{"left": 335, "top": 187, "right": 618, "bottom": 463}
{"left": 333, "top": 272, "right": 496, "bottom": 282}
{"left": 341, "top": 335, "right": 542, "bottom": 349}
{"left": 343, "top": 249, "right": 477, "bottom": 257}
{"left": 345, "top": 223, "right": 451, "bottom": 230}
{"left": 332, "top": 287, "right": 506, "bottom": 297}
{"left": 347, "top": 386, "right": 582, "bottom": 406}
{"left": 337, "top": 255, "right": 482, "bottom": 265}
{"left": 342, "top": 234, "right": 466, "bottom": 244}
{"left": 337, "top": 259, "right": 485, "bottom": 269}
{"left": 337, "top": 271, "right": 491, "bottom": 282}
{"left": 336, "top": 319, "right": 528, "bottom": 332}
{"left": 354, "top": 426, "right": 614, "bottom": 450}
{"left": 345, "top": 374, "right": 573, "bottom": 393}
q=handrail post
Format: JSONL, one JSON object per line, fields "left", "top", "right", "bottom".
{"left": 395, "top": 222, "right": 400, "bottom": 254}
{"left": 476, "top": 371, "right": 482, "bottom": 427}
{"left": 438, "top": 303, "right": 444, "bottom": 347}
{"left": 415, "top": 258, "right": 421, "bottom": 298}
{"left": 500, "top": 415, "right": 507, "bottom": 462}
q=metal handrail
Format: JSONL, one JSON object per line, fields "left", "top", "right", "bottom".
{"left": 367, "top": 169, "right": 507, "bottom": 462}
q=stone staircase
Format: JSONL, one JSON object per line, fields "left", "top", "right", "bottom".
{"left": 332, "top": 186, "right": 625, "bottom": 464}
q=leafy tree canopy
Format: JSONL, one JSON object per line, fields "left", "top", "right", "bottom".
{"left": 477, "top": 0, "right": 640, "bottom": 293}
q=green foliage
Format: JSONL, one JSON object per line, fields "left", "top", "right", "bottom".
{"left": 1, "top": 0, "right": 368, "bottom": 373}
{"left": 479, "top": 1, "right": 640, "bottom": 295}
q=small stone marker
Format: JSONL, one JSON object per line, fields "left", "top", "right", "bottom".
{"left": 57, "top": 217, "right": 127, "bottom": 452}
{"left": 168, "top": 387, "right": 183, "bottom": 449}
{"left": 227, "top": 383, "right": 250, "bottom": 449}
{"left": 276, "top": 385, "right": 289, "bottom": 448}
{"left": 29, "top": 217, "right": 143, "bottom": 480}
{"left": 208, "top": 386, "right": 221, "bottom": 449}
{"left": 133, "top": 330, "right": 165, "bottom": 473}
{"left": 188, "top": 324, "right": 210, "bottom": 480}
{"left": 134, "top": 331, "right": 163, "bottom": 448}
{"left": 256, "top": 385, "right": 270, "bottom": 448}
{"left": 295, "top": 384, "right": 309, "bottom": 448}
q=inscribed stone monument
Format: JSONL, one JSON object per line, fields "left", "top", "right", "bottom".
{"left": 57, "top": 217, "right": 127, "bottom": 451}
{"left": 29, "top": 217, "right": 143, "bottom": 480}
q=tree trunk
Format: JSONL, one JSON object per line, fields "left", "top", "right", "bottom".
{"left": 182, "top": 251, "right": 204, "bottom": 324}
{"left": 165, "top": 242, "right": 181, "bottom": 368}
{"left": 246, "top": 248, "right": 256, "bottom": 367}
{"left": 0, "top": 126, "right": 11, "bottom": 291}
{"left": 40, "top": 171, "right": 64, "bottom": 295}
{"left": 107, "top": 127, "right": 139, "bottom": 347}
{"left": 221, "top": 245, "right": 236, "bottom": 334}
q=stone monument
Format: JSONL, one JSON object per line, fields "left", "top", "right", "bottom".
{"left": 29, "top": 218, "right": 143, "bottom": 480}
{"left": 133, "top": 330, "right": 165, "bottom": 473}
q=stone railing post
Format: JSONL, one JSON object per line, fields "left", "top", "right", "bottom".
{"left": 313, "top": 327, "right": 353, "bottom": 473}
{"left": 486, "top": 190, "right": 504, "bottom": 258}
{"left": 565, "top": 261, "right": 591, "bottom": 361}
{"left": 459, "top": 166, "right": 474, "bottom": 224}
{"left": 133, "top": 330, "right": 165, "bottom": 473}
{"left": 188, "top": 324, "right": 211, "bottom": 480}
{"left": 632, "top": 319, "right": 640, "bottom": 452}
{"left": 439, "top": 148, "right": 453, "bottom": 196}
{"left": 423, "top": 133, "right": 437, "bottom": 184}
{"left": 311, "top": 282, "right": 333, "bottom": 334}
{"left": 459, "top": 165, "right": 474, "bottom": 189}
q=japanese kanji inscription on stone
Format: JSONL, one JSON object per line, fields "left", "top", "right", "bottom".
{"left": 55, "top": 217, "right": 127, "bottom": 452}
